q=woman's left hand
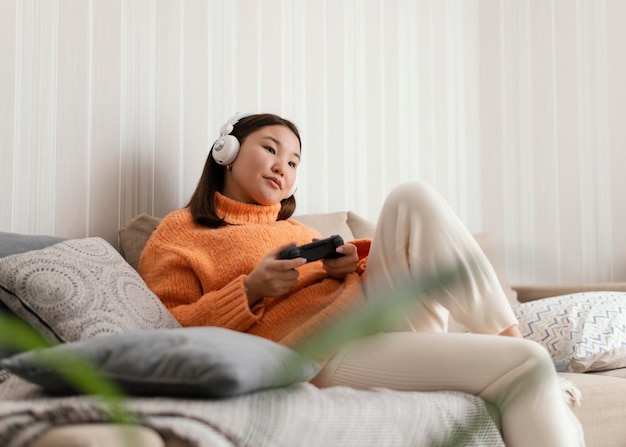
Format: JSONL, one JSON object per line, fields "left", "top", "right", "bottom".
{"left": 322, "top": 243, "right": 359, "bottom": 279}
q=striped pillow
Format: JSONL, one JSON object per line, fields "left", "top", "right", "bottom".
{"left": 513, "top": 292, "right": 626, "bottom": 372}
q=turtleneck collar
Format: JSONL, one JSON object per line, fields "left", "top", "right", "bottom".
{"left": 214, "top": 192, "right": 282, "bottom": 225}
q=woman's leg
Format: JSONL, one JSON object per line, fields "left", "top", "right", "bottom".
{"left": 364, "top": 181, "right": 518, "bottom": 335}
{"left": 351, "top": 182, "right": 583, "bottom": 445}
{"left": 312, "top": 331, "right": 583, "bottom": 447}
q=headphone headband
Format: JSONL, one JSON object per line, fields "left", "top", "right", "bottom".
{"left": 218, "top": 112, "right": 253, "bottom": 138}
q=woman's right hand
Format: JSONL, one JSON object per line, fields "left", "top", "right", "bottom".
{"left": 244, "top": 242, "right": 307, "bottom": 306}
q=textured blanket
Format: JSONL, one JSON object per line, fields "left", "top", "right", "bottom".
{"left": 0, "top": 373, "right": 504, "bottom": 447}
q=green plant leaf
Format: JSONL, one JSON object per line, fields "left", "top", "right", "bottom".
{"left": 0, "top": 313, "right": 137, "bottom": 426}
{"left": 298, "top": 264, "right": 467, "bottom": 360}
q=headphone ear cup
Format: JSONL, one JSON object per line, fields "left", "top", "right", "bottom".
{"left": 287, "top": 177, "right": 298, "bottom": 198}
{"left": 211, "top": 135, "right": 240, "bottom": 165}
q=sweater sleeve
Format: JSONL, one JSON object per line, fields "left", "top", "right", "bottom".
{"left": 350, "top": 238, "right": 371, "bottom": 275}
{"left": 139, "top": 235, "right": 263, "bottom": 331}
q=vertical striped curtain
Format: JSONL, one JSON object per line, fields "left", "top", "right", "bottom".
{"left": 1, "top": 0, "right": 625, "bottom": 284}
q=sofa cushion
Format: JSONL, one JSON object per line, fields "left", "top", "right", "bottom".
{"left": 118, "top": 214, "right": 162, "bottom": 271}
{"left": 0, "top": 231, "right": 67, "bottom": 259}
{"left": 346, "top": 211, "right": 376, "bottom": 239}
{"left": 0, "top": 326, "right": 320, "bottom": 398}
{"left": 0, "top": 232, "right": 69, "bottom": 359}
{"left": 292, "top": 211, "right": 355, "bottom": 241}
{"left": 513, "top": 291, "right": 626, "bottom": 372}
{"left": 562, "top": 372, "right": 626, "bottom": 447}
{"left": 0, "top": 237, "right": 181, "bottom": 344}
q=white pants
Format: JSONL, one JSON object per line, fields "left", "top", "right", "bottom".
{"left": 313, "top": 182, "right": 583, "bottom": 447}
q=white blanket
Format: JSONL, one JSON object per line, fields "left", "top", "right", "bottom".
{"left": 0, "top": 373, "right": 504, "bottom": 447}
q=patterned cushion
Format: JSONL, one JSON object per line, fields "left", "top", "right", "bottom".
{"left": 513, "top": 292, "right": 626, "bottom": 372}
{"left": 0, "top": 237, "right": 181, "bottom": 344}
{"left": 0, "top": 232, "right": 69, "bottom": 358}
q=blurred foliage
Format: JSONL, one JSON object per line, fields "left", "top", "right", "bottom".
{"left": 0, "top": 262, "right": 471, "bottom": 446}
{"left": 299, "top": 264, "right": 466, "bottom": 360}
{"left": 0, "top": 312, "right": 137, "bottom": 442}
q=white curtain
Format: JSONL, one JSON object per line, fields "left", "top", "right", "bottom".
{"left": 1, "top": 0, "right": 625, "bottom": 284}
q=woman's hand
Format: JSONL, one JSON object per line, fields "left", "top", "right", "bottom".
{"left": 244, "top": 242, "right": 306, "bottom": 306}
{"left": 322, "top": 243, "right": 358, "bottom": 279}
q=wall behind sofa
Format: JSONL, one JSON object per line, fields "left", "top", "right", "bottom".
{"left": 1, "top": 0, "right": 625, "bottom": 285}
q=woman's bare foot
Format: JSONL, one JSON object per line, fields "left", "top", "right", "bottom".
{"left": 499, "top": 324, "right": 523, "bottom": 338}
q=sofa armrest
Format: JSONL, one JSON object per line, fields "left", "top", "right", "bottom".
{"left": 513, "top": 283, "right": 626, "bottom": 303}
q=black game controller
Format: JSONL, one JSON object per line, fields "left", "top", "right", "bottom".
{"left": 279, "top": 235, "right": 345, "bottom": 262}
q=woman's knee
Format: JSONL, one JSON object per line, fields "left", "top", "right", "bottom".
{"left": 480, "top": 338, "right": 557, "bottom": 405}
{"left": 511, "top": 338, "right": 557, "bottom": 382}
{"left": 382, "top": 181, "right": 449, "bottom": 219}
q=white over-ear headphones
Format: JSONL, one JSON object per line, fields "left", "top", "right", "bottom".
{"left": 211, "top": 112, "right": 299, "bottom": 198}
{"left": 210, "top": 112, "right": 251, "bottom": 166}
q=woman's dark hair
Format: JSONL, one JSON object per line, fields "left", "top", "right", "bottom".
{"left": 187, "top": 113, "right": 302, "bottom": 228}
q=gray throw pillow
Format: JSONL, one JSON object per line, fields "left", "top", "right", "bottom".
{"left": 0, "top": 231, "right": 67, "bottom": 259}
{"left": 0, "top": 327, "right": 321, "bottom": 397}
{"left": 0, "top": 237, "right": 181, "bottom": 344}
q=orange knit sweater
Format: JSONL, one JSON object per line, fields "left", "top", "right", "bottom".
{"left": 138, "top": 193, "right": 371, "bottom": 349}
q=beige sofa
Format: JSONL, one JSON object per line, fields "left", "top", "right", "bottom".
{"left": 0, "top": 211, "right": 505, "bottom": 447}
{"left": 298, "top": 210, "right": 626, "bottom": 447}
{"left": 2, "top": 210, "right": 625, "bottom": 446}
{"left": 118, "top": 210, "right": 626, "bottom": 447}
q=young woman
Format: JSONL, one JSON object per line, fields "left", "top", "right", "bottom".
{"left": 139, "top": 113, "right": 583, "bottom": 446}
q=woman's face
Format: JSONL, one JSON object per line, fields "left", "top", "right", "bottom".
{"left": 222, "top": 125, "right": 301, "bottom": 206}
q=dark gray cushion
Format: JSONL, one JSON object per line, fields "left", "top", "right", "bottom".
{"left": 0, "top": 327, "right": 321, "bottom": 397}
{"left": 0, "top": 232, "right": 66, "bottom": 259}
